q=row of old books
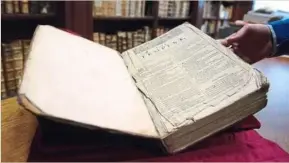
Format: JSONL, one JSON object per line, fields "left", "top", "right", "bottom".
{"left": 203, "top": 1, "right": 219, "bottom": 18}
{"left": 155, "top": 27, "right": 170, "bottom": 37}
{"left": 158, "top": 1, "right": 190, "bottom": 18}
{"left": 93, "top": 26, "right": 152, "bottom": 53}
{"left": 93, "top": 0, "right": 147, "bottom": 17}
{"left": 1, "top": 1, "right": 54, "bottom": 14}
{"left": 1, "top": 40, "right": 31, "bottom": 99}
{"left": 219, "top": 3, "right": 233, "bottom": 19}
{"left": 200, "top": 20, "right": 228, "bottom": 38}
{"left": 203, "top": 1, "right": 233, "bottom": 19}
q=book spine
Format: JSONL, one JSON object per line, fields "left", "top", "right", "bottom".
{"left": 144, "top": 26, "right": 150, "bottom": 42}
{"left": 93, "top": 0, "right": 103, "bottom": 16}
{"left": 137, "top": 0, "right": 142, "bottom": 17}
{"left": 20, "top": 0, "right": 29, "bottom": 14}
{"left": 111, "top": 34, "right": 117, "bottom": 50}
{"left": 13, "top": 1, "right": 20, "bottom": 13}
{"left": 110, "top": 1, "right": 116, "bottom": 16}
{"left": 164, "top": 1, "right": 169, "bottom": 17}
{"left": 159, "top": 1, "right": 167, "bottom": 17}
{"left": 2, "top": 43, "right": 16, "bottom": 96}
{"left": 122, "top": 32, "right": 128, "bottom": 51}
{"left": 135, "top": 30, "right": 141, "bottom": 46}
{"left": 104, "top": 1, "right": 109, "bottom": 16}
{"left": 181, "top": 1, "right": 189, "bottom": 17}
{"left": 141, "top": 0, "right": 145, "bottom": 17}
{"left": 22, "top": 40, "right": 30, "bottom": 66}
{"left": 99, "top": 33, "right": 105, "bottom": 45}
{"left": 167, "top": 1, "right": 174, "bottom": 17}
{"left": 127, "top": 32, "right": 133, "bottom": 49}
{"left": 1, "top": 56, "right": 7, "bottom": 99}
{"left": 209, "top": 21, "right": 215, "bottom": 34}
{"left": 102, "top": 1, "right": 107, "bottom": 16}
{"left": 134, "top": 0, "right": 138, "bottom": 17}
{"left": 11, "top": 40, "right": 24, "bottom": 89}
{"left": 115, "top": 0, "right": 122, "bottom": 16}
{"left": 125, "top": 0, "right": 130, "bottom": 17}
{"left": 117, "top": 32, "right": 122, "bottom": 52}
{"left": 174, "top": 1, "right": 180, "bottom": 17}
{"left": 5, "top": 1, "right": 14, "bottom": 14}
{"left": 93, "top": 32, "right": 99, "bottom": 43}
{"left": 105, "top": 34, "right": 110, "bottom": 48}
{"left": 129, "top": 0, "right": 135, "bottom": 17}
{"left": 121, "top": 0, "right": 126, "bottom": 16}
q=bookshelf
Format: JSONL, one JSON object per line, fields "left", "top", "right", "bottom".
{"left": 200, "top": 1, "right": 253, "bottom": 38}
{"left": 1, "top": 0, "right": 252, "bottom": 99}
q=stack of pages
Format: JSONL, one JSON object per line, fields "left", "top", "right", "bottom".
{"left": 18, "top": 22, "right": 269, "bottom": 154}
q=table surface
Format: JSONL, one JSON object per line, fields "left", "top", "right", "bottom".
{"left": 1, "top": 56, "right": 289, "bottom": 162}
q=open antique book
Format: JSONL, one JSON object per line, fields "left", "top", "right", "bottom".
{"left": 18, "top": 22, "right": 269, "bottom": 154}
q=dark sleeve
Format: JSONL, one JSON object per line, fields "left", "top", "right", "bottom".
{"left": 269, "top": 19, "right": 289, "bottom": 55}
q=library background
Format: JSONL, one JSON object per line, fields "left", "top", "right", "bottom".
{"left": 0, "top": 0, "right": 269, "bottom": 99}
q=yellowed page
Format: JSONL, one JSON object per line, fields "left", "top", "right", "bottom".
{"left": 122, "top": 22, "right": 268, "bottom": 132}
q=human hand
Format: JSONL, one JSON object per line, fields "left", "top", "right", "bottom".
{"left": 220, "top": 23, "right": 273, "bottom": 63}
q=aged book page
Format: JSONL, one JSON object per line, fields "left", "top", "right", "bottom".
{"left": 122, "top": 22, "right": 267, "bottom": 135}
{"left": 19, "top": 25, "right": 158, "bottom": 138}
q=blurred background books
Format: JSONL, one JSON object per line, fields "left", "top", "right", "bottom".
{"left": 2, "top": 0, "right": 289, "bottom": 99}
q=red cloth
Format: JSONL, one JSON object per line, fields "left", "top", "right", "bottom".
{"left": 27, "top": 116, "right": 289, "bottom": 162}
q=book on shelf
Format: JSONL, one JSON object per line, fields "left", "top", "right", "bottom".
{"left": 1, "top": 64, "right": 7, "bottom": 99}
{"left": 203, "top": 1, "right": 219, "bottom": 19}
{"left": 1, "top": 39, "right": 29, "bottom": 98}
{"left": 201, "top": 20, "right": 217, "bottom": 36}
{"left": 93, "top": 26, "right": 152, "bottom": 53}
{"left": 93, "top": 0, "right": 146, "bottom": 17}
{"left": 159, "top": 1, "right": 190, "bottom": 18}
{"left": 219, "top": 3, "right": 233, "bottom": 20}
{"left": 1, "top": 1, "right": 54, "bottom": 14}
{"left": 21, "top": 0, "right": 29, "bottom": 14}
{"left": 22, "top": 39, "right": 31, "bottom": 65}
{"left": 13, "top": 1, "right": 20, "bottom": 13}
{"left": 4, "top": 1, "right": 14, "bottom": 14}
{"left": 155, "top": 27, "right": 170, "bottom": 37}
{"left": 18, "top": 23, "right": 269, "bottom": 153}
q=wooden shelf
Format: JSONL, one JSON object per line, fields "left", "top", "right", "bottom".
{"left": 159, "top": 17, "right": 190, "bottom": 20}
{"left": 203, "top": 17, "right": 232, "bottom": 21}
{"left": 93, "top": 16, "right": 154, "bottom": 21}
{"left": 1, "top": 14, "right": 56, "bottom": 21}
